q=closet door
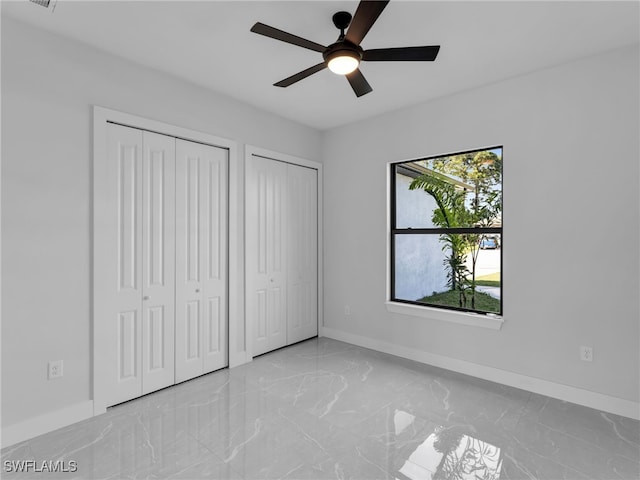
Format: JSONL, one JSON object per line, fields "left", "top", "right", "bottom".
{"left": 105, "top": 124, "right": 144, "bottom": 406}
{"left": 175, "top": 139, "right": 228, "bottom": 382}
{"left": 246, "top": 155, "right": 288, "bottom": 357}
{"left": 287, "top": 164, "right": 318, "bottom": 344}
{"left": 103, "top": 125, "right": 176, "bottom": 406}
{"left": 141, "top": 131, "right": 176, "bottom": 395}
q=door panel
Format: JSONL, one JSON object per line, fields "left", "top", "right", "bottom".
{"left": 118, "top": 310, "right": 138, "bottom": 381}
{"left": 186, "top": 157, "right": 200, "bottom": 283}
{"left": 146, "top": 306, "right": 165, "bottom": 370}
{"left": 118, "top": 148, "right": 138, "bottom": 292}
{"left": 186, "top": 301, "right": 200, "bottom": 359}
{"left": 107, "top": 123, "right": 143, "bottom": 406}
{"left": 141, "top": 131, "right": 175, "bottom": 395}
{"left": 206, "top": 297, "right": 222, "bottom": 354}
{"left": 246, "top": 155, "right": 288, "bottom": 356}
{"left": 287, "top": 165, "right": 318, "bottom": 344}
{"left": 256, "top": 289, "right": 267, "bottom": 340}
{"left": 176, "top": 141, "right": 205, "bottom": 382}
{"left": 200, "top": 147, "right": 228, "bottom": 373}
{"left": 176, "top": 139, "right": 228, "bottom": 382}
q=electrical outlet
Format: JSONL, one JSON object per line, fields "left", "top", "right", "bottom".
{"left": 48, "top": 360, "right": 63, "bottom": 379}
{"left": 580, "top": 346, "right": 593, "bottom": 362}
{"left": 344, "top": 305, "right": 351, "bottom": 316}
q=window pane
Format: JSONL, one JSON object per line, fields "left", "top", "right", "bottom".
{"left": 395, "top": 148, "right": 502, "bottom": 230}
{"left": 394, "top": 233, "right": 501, "bottom": 314}
{"left": 394, "top": 234, "right": 449, "bottom": 301}
{"left": 471, "top": 233, "right": 501, "bottom": 314}
{"left": 395, "top": 171, "right": 438, "bottom": 229}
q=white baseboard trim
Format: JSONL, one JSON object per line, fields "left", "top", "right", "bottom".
{"left": 1, "top": 400, "right": 94, "bottom": 449}
{"left": 320, "top": 327, "right": 640, "bottom": 420}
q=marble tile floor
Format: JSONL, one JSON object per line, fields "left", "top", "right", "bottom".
{"left": 1, "top": 337, "right": 639, "bottom": 480}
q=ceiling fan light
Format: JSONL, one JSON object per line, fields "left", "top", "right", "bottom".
{"left": 327, "top": 54, "right": 359, "bottom": 75}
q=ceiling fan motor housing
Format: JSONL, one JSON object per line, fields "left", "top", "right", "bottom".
{"left": 323, "top": 40, "right": 363, "bottom": 65}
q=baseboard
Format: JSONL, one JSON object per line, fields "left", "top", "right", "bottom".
{"left": 1, "top": 400, "right": 94, "bottom": 449}
{"left": 1, "top": 351, "right": 253, "bottom": 450}
{"left": 320, "top": 327, "right": 640, "bottom": 420}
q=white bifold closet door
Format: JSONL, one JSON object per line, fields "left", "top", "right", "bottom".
{"left": 286, "top": 163, "right": 318, "bottom": 345}
{"left": 105, "top": 124, "right": 176, "bottom": 407}
{"left": 246, "top": 155, "right": 317, "bottom": 357}
{"left": 175, "top": 139, "right": 228, "bottom": 383}
{"left": 102, "top": 123, "right": 228, "bottom": 408}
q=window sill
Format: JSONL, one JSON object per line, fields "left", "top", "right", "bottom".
{"left": 385, "top": 302, "right": 504, "bottom": 330}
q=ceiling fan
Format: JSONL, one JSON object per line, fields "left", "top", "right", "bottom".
{"left": 250, "top": 0, "right": 440, "bottom": 97}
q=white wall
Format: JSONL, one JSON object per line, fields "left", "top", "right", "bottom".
{"left": 1, "top": 16, "right": 321, "bottom": 431}
{"left": 322, "top": 45, "right": 639, "bottom": 406}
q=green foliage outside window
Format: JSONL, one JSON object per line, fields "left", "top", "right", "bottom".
{"left": 406, "top": 149, "right": 502, "bottom": 312}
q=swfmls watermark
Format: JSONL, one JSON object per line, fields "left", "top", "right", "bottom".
{"left": 3, "top": 460, "right": 78, "bottom": 473}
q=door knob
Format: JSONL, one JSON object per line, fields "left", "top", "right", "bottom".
{"left": 195, "top": 289, "right": 200, "bottom": 293}
{"left": 143, "top": 296, "right": 149, "bottom": 301}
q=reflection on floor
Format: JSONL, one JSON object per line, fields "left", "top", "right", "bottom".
{"left": 399, "top": 425, "right": 502, "bottom": 480}
{"left": 1, "top": 338, "right": 639, "bottom": 479}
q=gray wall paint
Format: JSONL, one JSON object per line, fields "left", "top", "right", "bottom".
{"left": 1, "top": 17, "right": 321, "bottom": 428}
{"left": 322, "top": 45, "right": 639, "bottom": 402}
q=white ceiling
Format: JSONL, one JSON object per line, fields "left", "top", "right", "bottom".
{"left": 3, "top": 0, "right": 639, "bottom": 130}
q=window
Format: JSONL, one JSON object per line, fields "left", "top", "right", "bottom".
{"left": 390, "top": 147, "right": 503, "bottom": 316}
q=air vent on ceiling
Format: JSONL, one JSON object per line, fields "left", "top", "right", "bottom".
{"left": 29, "top": 0, "right": 57, "bottom": 12}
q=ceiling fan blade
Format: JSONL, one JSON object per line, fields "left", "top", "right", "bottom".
{"left": 250, "top": 22, "right": 326, "bottom": 52}
{"left": 346, "top": 68, "right": 373, "bottom": 97}
{"left": 345, "top": 0, "right": 390, "bottom": 46}
{"left": 363, "top": 45, "right": 441, "bottom": 62}
{"left": 274, "top": 63, "right": 327, "bottom": 87}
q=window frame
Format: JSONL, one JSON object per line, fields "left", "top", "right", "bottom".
{"left": 389, "top": 146, "right": 504, "bottom": 321}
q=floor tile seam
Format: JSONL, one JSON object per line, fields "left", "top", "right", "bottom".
{"left": 297, "top": 349, "right": 359, "bottom": 360}
{"left": 506, "top": 429, "right": 606, "bottom": 479}
{"left": 426, "top": 376, "right": 534, "bottom": 407}
{"left": 536, "top": 413, "right": 640, "bottom": 450}
{"left": 374, "top": 432, "right": 436, "bottom": 452}
{"left": 344, "top": 400, "right": 407, "bottom": 440}
{"left": 489, "top": 402, "right": 526, "bottom": 428}
{"left": 185, "top": 380, "right": 270, "bottom": 404}
{"left": 506, "top": 391, "right": 534, "bottom": 432}
{"left": 184, "top": 429, "right": 246, "bottom": 479}
{"left": 272, "top": 406, "right": 354, "bottom": 460}
{"left": 529, "top": 418, "right": 640, "bottom": 463}
{"left": 351, "top": 443, "right": 395, "bottom": 479}
{"left": 0, "top": 426, "right": 83, "bottom": 461}
{"left": 249, "top": 369, "right": 343, "bottom": 389}
{"left": 28, "top": 421, "right": 116, "bottom": 465}
{"left": 501, "top": 451, "right": 542, "bottom": 480}
{"left": 513, "top": 392, "right": 549, "bottom": 433}
{"left": 275, "top": 461, "right": 316, "bottom": 480}
{"left": 522, "top": 397, "right": 640, "bottom": 437}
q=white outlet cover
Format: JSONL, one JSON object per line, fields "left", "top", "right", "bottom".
{"left": 580, "top": 346, "right": 593, "bottom": 362}
{"left": 48, "top": 360, "right": 64, "bottom": 379}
